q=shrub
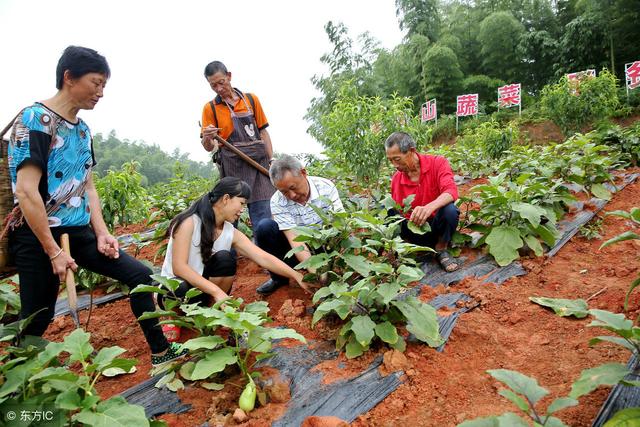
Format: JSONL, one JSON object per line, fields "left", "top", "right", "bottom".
{"left": 317, "top": 80, "right": 427, "bottom": 193}
{"left": 94, "top": 161, "right": 150, "bottom": 231}
{"left": 540, "top": 69, "right": 620, "bottom": 135}
{"left": 458, "top": 120, "right": 519, "bottom": 160}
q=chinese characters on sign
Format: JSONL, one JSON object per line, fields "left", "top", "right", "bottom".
{"left": 498, "top": 84, "right": 521, "bottom": 108}
{"left": 421, "top": 99, "right": 437, "bottom": 124}
{"left": 456, "top": 94, "right": 478, "bottom": 117}
{"left": 626, "top": 61, "right": 640, "bottom": 95}
{"left": 456, "top": 93, "right": 478, "bottom": 131}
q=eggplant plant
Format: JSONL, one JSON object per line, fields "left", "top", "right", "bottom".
{"left": 0, "top": 327, "right": 157, "bottom": 426}
{"left": 458, "top": 369, "right": 580, "bottom": 427}
{"left": 549, "top": 133, "right": 620, "bottom": 200}
{"left": 0, "top": 276, "right": 20, "bottom": 322}
{"left": 459, "top": 172, "right": 574, "bottom": 266}
{"left": 460, "top": 298, "right": 640, "bottom": 426}
{"left": 286, "top": 197, "right": 443, "bottom": 358}
{"left": 133, "top": 276, "right": 305, "bottom": 411}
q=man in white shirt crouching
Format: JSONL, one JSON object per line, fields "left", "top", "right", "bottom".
{"left": 254, "top": 154, "right": 344, "bottom": 295}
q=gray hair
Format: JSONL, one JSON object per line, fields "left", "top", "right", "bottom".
{"left": 384, "top": 131, "right": 416, "bottom": 153}
{"left": 269, "top": 154, "right": 303, "bottom": 185}
{"left": 204, "top": 61, "right": 228, "bottom": 78}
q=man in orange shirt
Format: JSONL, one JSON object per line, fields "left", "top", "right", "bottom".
{"left": 200, "top": 61, "right": 274, "bottom": 232}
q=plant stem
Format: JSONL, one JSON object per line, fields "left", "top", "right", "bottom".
{"left": 89, "top": 372, "right": 102, "bottom": 390}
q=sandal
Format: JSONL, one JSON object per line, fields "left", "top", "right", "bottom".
{"left": 161, "top": 324, "right": 181, "bottom": 343}
{"left": 436, "top": 250, "right": 460, "bottom": 272}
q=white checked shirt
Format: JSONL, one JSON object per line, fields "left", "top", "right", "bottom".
{"left": 271, "top": 176, "right": 344, "bottom": 230}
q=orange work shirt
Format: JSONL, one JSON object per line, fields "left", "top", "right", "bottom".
{"left": 200, "top": 89, "right": 269, "bottom": 140}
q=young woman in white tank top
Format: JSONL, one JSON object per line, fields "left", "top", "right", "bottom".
{"left": 160, "top": 177, "right": 314, "bottom": 309}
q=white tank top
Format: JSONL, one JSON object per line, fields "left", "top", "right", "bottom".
{"left": 161, "top": 215, "right": 235, "bottom": 279}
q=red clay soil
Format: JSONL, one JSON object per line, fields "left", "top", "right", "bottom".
{"left": 41, "top": 171, "right": 640, "bottom": 426}
{"left": 114, "top": 221, "right": 153, "bottom": 236}
{"left": 432, "top": 112, "right": 640, "bottom": 150}
{"left": 352, "top": 175, "right": 640, "bottom": 427}
{"left": 613, "top": 112, "right": 640, "bottom": 128}
{"left": 520, "top": 119, "right": 566, "bottom": 145}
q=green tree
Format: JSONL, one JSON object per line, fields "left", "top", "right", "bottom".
{"left": 440, "top": 2, "right": 483, "bottom": 76}
{"left": 305, "top": 21, "right": 381, "bottom": 142}
{"left": 395, "top": 0, "right": 441, "bottom": 42}
{"left": 477, "top": 11, "right": 525, "bottom": 81}
{"left": 556, "top": 0, "right": 580, "bottom": 28}
{"left": 421, "top": 45, "right": 463, "bottom": 113}
{"left": 92, "top": 131, "right": 214, "bottom": 186}
{"left": 575, "top": 0, "right": 640, "bottom": 78}
{"left": 462, "top": 75, "right": 505, "bottom": 113}
{"left": 520, "top": 0, "right": 559, "bottom": 33}
{"left": 437, "top": 33, "right": 467, "bottom": 71}
{"left": 556, "top": 11, "right": 608, "bottom": 76}
{"left": 317, "top": 81, "right": 423, "bottom": 192}
{"left": 370, "top": 34, "right": 432, "bottom": 110}
{"left": 610, "top": 0, "right": 640, "bottom": 78}
{"left": 517, "top": 30, "right": 560, "bottom": 91}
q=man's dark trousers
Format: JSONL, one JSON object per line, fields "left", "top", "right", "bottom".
{"left": 398, "top": 203, "right": 459, "bottom": 249}
{"left": 254, "top": 218, "right": 298, "bottom": 284}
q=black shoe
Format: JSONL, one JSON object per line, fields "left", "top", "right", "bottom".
{"left": 256, "top": 278, "right": 287, "bottom": 295}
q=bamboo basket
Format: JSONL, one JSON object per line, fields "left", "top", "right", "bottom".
{"left": 0, "top": 137, "right": 14, "bottom": 271}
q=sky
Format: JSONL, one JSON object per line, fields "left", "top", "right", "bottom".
{"left": 0, "top": 0, "right": 405, "bottom": 164}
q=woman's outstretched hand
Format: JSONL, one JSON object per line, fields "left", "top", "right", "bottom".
{"left": 297, "top": 280, "right": 322, "bottom": 295}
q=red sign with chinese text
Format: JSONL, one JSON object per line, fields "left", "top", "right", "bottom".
{"left": 421, "top": 99, "right": 437, "bottom": 122}
{"left": 498, "top": 84, "right": 521, "bottom": 108}
{"left": 456, "top": 94, "right": 478, "bottom": 117}
{"left": 626, "top": 61, "right": 640, "bottom": 91}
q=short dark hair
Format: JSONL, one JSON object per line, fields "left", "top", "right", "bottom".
{"left": 56, "top": 46, "right": 110, "bottom": 90}
{"left": 204, "top": 61, "right": 228, "bottom": 78}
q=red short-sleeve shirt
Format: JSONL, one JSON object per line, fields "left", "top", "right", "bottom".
{"left": 391, "top": 153, "right": 458, "bottom": 219}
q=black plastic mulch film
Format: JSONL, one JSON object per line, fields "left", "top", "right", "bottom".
{"left": 86, "top": 173, "right": 639, "bottom": 423}
{"left": 592, "top": 355, "right": 640, "bottom": 427}
{"left": 119, "top": 375, "right": 191, "bottom": 418}
{"left": 258, "top": 343, "right": 403, "bottom": 426}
